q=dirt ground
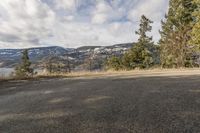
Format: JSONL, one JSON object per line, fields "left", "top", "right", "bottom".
{"left": 0, "top": 70, "right": 200, "bottom": 133}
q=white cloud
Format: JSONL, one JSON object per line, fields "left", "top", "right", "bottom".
{"left": 55, "top": 0, "right": 76, "bottom": 11}
{"left": 91, "top": 1, "right": 112, "bottom": 24}
{"left": 0, "top": 0, "right": 55, "bottom": 48}
{"left": 128, "top": 0, "right": 167, "bottom": 21}
{"left": 92, "top": 13, "right": 108, "bottom": 24}
{"left": 91, "top": 1, "right": 127, "bottom": 24}
{"left": 0, "top": 0, "right": 169, "bottom": 49}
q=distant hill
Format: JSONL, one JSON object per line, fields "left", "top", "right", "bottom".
{"left": 0, "top": 43, "right": 134, "bottom": 69}
{"left": 76, "top": 46, "right": 101, "bottom": 51}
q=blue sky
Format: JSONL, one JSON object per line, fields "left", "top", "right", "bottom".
{"left": 0, "top": 0, "right": 169, "bottom": 48}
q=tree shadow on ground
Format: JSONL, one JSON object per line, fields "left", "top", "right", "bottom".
{"left": 0, "top": 75, "right": 200, "bottom": 133}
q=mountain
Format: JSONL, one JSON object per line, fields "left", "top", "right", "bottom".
{"left": 0, "top": 43, "right": 134, "bottom": 70}
{"left": 0, "top": 46, "right": 71, "bottom": 60}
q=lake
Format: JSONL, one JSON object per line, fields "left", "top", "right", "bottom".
{"left": 0, "top": 68, "right": 14, "bottom": 77}
{"left": 0, "top": 68, "right": 45, "bottom": 78}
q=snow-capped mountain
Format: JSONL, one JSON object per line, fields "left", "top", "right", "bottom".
{"left": 0, "top": 43, "right": 134, "bottom": 69}
{"left": 0, "top": 46, "right": 72, "bottom": 60}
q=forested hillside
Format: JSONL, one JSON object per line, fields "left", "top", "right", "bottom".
{"left": 0, "top": 44, "right": 133, "bottom": 71}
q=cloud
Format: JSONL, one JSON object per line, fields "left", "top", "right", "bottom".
{"left": 128, "top": 0, "right": 168, "bottom": 21}
{"left": 54, "top": 0, "right": 76, "bottom": 11}
{"left": 0, "top": 0, "right": 55, "bottom": 48}
{"left": 0, "top": 0, "right": 169, "bottom": 49}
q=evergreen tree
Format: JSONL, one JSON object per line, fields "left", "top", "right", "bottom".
{"left": 123, "top": 15, "right": 155, "bottom": 69}
{"left": 121, "top": 52, "right": 132, "bottom": 70}
{"left": 191, "top": 0, "right": 200, "bottom": 48}
{"left": 15, "top": 49, "right": 33, "bottom": 78}
{"left": 160, "top": 0, "right": 197, "bottom": 68}
{"left": 106, "top": 56, "right": 122, "bottom": 71}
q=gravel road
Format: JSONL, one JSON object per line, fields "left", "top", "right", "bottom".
{"left": 0, "top": 72, "right": 200, "bottom": 133}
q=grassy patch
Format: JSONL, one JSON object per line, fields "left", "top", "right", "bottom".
{"left": 37, "top": 68, "right": 200, "bottom": 78}
{"left": 1, "top": 68, "right": 200, "bottom": 82}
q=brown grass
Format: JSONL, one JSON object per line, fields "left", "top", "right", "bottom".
{"left": 0, "top": 76, "right": 12, "bottom": 81}
{"left": 1, "top": 68, "right": 200, "bottom": 82}
{"left": 37, "top": 68, "right": 200, "bottom": 79}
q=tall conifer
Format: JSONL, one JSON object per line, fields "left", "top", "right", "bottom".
{"left": 160, "top": 0, "right": 197, "bottom": 68}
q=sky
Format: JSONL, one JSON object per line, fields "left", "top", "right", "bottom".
{"left": 0, "top": 0, "right": 169, "bottom": 49}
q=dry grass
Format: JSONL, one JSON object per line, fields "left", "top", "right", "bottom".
{"left": 37, "top": 68, "right": 200, "bottom": 79}
{"left": 1, "top": 68, "right": 200, "bottom": 82}
{"left": 0, "top": 76, "right": 12, "bottom": 81}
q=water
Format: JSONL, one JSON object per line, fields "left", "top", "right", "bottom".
{"left": 0, "top": 68, "right": 45, "bottom": 78}
{"left": 0, "top": 68, "right": 14, "bottom": 77}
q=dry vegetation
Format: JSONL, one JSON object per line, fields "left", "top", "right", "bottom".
{"left": 0, "top": 76, "right": 12, "bottom": 81}
{"left": 1, "top": 68, "right": 200, "bottom": 82}
{"left": 37, "top": 68, "right": 200, "bottom": 79}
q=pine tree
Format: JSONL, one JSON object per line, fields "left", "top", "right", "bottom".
{"left": 121, "top": 52, "right": 132, "bottom": 70}
{"left": 159, "top": 2, "right": 178, "bottom": 68}
{"left": 123, "top": 15, "right": 155, "bottom": 69}
{"left": 15, "top": 49, "right": 33, "bottom": 78}
{"left": 106, "top": 56, "right": 122, "bottom": 71}
{"left": 191, "top": 0, "right": 200, "bottom": 48}
{"left": 160, "top": 0, "right": 197, "bottom": 68}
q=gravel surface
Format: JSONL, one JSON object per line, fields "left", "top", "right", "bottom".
{"left": 0, "top": 73, "right": 200, "bottom": 133}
